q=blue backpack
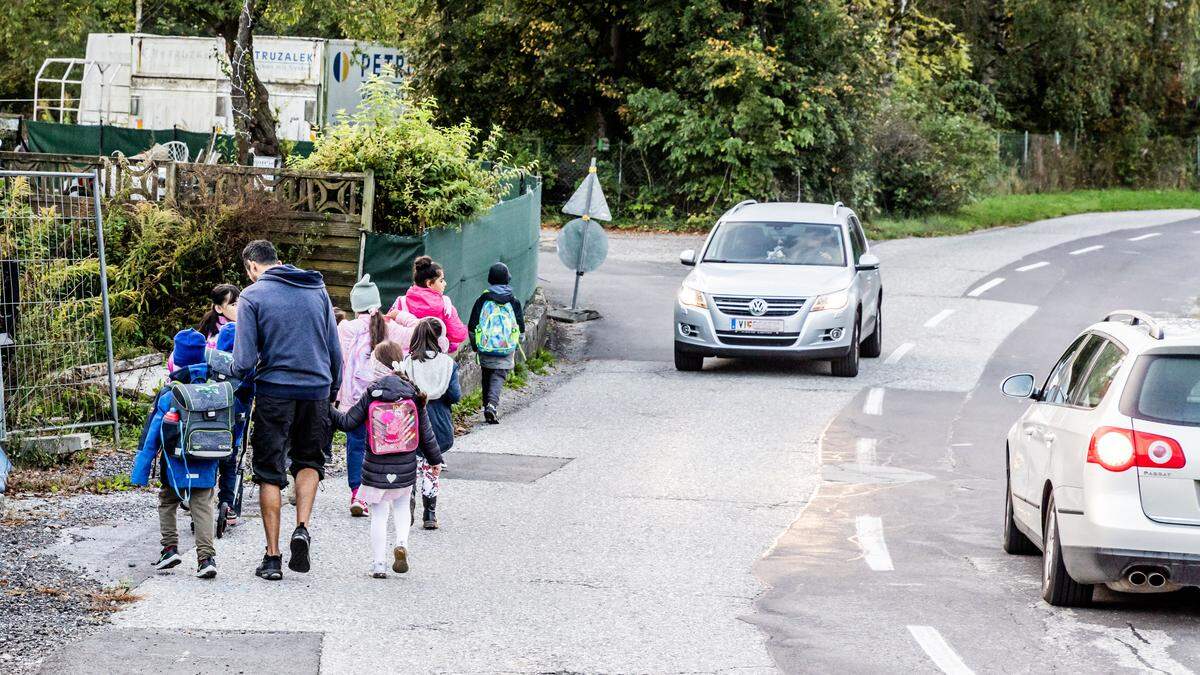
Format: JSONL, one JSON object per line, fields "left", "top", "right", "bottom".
{"left": 474, "top": 299, "right": 520, "bottom": 356}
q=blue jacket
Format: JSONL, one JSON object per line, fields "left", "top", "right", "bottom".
{"left": 131, "top": 364, "right": 228, "bottom": 491}
{"left": 427, "top": 361, "right": 462, "bottom": 452}
{"left": 233, "top": 264, "right": 342, "bottom": 400}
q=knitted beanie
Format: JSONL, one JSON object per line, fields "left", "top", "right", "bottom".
{"left": 172, "top": 328, "right": 207, "bottom": 369}
{"left": 488, "top": 262, "right": 511, "bottom": 285}
{"left": 215, "top": 322, "right": 237, "bottom": 352}
{"left": 350, "top": 274, "right": 381, "bottom": 313}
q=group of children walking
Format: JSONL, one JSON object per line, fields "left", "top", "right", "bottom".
{"left": 132, "top": 254, "right": 526, "bottom": 580}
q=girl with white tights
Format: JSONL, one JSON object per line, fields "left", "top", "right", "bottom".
{"left": 331, "top": 341, "right": 443, "bottom": 577}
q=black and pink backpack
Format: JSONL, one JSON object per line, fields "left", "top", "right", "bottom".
{"left": 366, "top": 399, "right": 420, "bottom": 455}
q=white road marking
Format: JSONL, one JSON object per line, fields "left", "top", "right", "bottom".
{"left": 1128, "top": 232, "right": 1161, "bottom": 242}
{"left": 855, "top": 516, "right": 894, "bottom": 571}
{"left": 907, "top": 626, "right": 975, "bottom": 675}
{"left": 1015, "top": 261, "right": 1049, "bottom": 272}
{"left": 1069, "top": 244, "right": 1103, "bottom": 255}
{"left": 855, "top": 438, "right": 878, "bottom": 465}
{"left": 863, "top": 387, "right": 885, "bottom": 416}
{"left": 884, "top": 342, "right": 914, "bottom": 365}
{"left": 924, "top": 309, "right": 955, "bottom": 328}
{"left": 967, "top": 277, "right": 1005, "bottom": 297}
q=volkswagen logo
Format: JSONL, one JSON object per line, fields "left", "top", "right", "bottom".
{"left": 748, "top": 298, "right": 769, "bottom": 316}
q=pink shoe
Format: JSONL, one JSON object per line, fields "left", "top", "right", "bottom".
{"left": 350, "top": 490, "right": 369, "bottom": 518}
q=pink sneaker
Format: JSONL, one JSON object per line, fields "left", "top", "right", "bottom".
{"left": 349, "top": 490, "right": 369, "bottom": 518}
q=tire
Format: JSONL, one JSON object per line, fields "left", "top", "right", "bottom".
{"left": 674, "top": 342, "right": 704, "bottom": 372}
{"left": 1041, "top": 495, "right": 1093, "bottom": 607}
{"left": 830, "top": 317, "right": 860, "bottom": 377}
{"left": 1003, "top": 460, "right": 1037, "bottom": 555}
{"left": 862, "top": 297, "right": 882, "bottom": 358}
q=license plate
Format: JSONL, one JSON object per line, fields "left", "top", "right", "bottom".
{"left": 731, "top": 318, "right": 784, "bottom": 333}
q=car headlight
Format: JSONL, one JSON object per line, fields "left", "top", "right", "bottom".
{"left": 811, "top": 289, "right": 849, "bottom": 312}
{"left": 677, "top": 284, "right": 707, "bottom": 309}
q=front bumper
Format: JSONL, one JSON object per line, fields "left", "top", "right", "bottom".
{"left": 673, "top": 299, "right": 854, "bottom": 359}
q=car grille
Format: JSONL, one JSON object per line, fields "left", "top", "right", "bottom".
{"left": 712, "top": 296, "right": 806, "bottom": 317}
{"left": 715, "top": 331, "right": 800, "bottom": 347}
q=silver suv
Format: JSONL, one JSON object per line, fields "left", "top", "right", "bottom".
{"left": 673, "top": 201, "right": 882, "bottom": 376}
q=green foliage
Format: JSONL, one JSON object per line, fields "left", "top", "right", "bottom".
{"left": 294, "top": 77, "right": 519, "bottom": 234}
{"left": 451, "top": 389, "right": 483, "bottom": 426}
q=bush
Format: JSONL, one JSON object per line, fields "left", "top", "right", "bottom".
{"left": 871, "top": 94, "right": 998, "bottom": 215}
{"left": 295, "top": 76, "right": 522, "bottom": 234}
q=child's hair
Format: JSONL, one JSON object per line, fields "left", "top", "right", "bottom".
{"left": 408, "top": 318, "right": 444, "bottom": 362}
{"left": 196, "top": 284, "right": 239, "bottom": 338}
{"left": 332, "top": 306, "right": 347, "bottom": 324}
{"left": 373, "top": 340, "right": 427, "bottom": 405}
{"left": 368, "top": 311, "right": 388, "bottom": 350}
{"left": 412, "top": 255, "right": 443, "bottom": 289}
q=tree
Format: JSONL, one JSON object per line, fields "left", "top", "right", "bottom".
{"left": 227, "top": 0, "right": 281, "bottom": 160}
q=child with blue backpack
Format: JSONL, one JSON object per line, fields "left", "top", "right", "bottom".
{"left": 132, "top": 329, "right": 237, "bottom": 579}
{"left": 466, "top": 262, "right": 525, "bottom": 424}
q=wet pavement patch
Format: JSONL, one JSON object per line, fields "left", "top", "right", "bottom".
{"left": 39, "top": 628, "right": 323, "bottom": 674}
{"left": 444, "top": 452, "right": 571, "bottom": 483}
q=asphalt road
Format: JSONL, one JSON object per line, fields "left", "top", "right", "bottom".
{"left": 36, "top": 211, "right": 1200, "bottom": 673}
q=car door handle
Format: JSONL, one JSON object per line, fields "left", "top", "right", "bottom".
{"left": 1043, "top": 433, "right": 1056, "bottom": 445}
{"left": 1024, "top": 427, "right": 1037, "bottom": 437}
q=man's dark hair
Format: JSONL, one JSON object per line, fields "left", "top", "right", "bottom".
{"left": 242, "top": 240, "right": 280, "bottom": 266}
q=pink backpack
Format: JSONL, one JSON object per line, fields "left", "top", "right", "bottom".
{"left": 366, "top": 399, "right": 420, "bottom": 455}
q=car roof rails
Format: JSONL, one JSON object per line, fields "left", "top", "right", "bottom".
{"left": 1103, "top": 310, "right": 1165, "bottom": 339}
{"left": 832, "top": 201, "right": 844, "bottom": 215}
{"left": 728, "top": 199, "right": 757, "bottom": 215}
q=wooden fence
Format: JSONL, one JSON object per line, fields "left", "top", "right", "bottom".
{"left": 0, "top": 152, "right": 371, "bottom": 304}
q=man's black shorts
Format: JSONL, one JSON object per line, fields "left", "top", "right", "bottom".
{"left": 251, "top": 395, "right": 332, "bottom": 487}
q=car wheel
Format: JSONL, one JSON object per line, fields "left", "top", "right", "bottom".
{"left": 674, "top": 342, "right": 704, "bottom": 372}
{"left": 1003, "top": 460, "right": 1037, "bottom": 555}
{"left": 1041, "top": 494, "right": 1093, "bottom": 606}
{"left": 830, "top": 317, "right": 860, "bottom": 377}
{"left": 861, "top": 297, "right": 882, "bottom": 358}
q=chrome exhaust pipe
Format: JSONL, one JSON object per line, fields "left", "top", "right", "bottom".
{"left": 1147, "top": 572, "right": 1167, "bottom": 588}
{"left": 1128, "top": 570, "right": 1147, "bottom": 586}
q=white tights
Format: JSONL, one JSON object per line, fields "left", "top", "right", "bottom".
{"left": 369, "top": 486, "right": 413, "bottom": 564}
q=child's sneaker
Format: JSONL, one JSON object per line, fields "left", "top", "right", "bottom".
{"left": 154, "top": 546, "right": 182, "bottom": 570}
{"left": 392, "top": 546, "right": 409, "bottom": 573}
{"left": 349, "top": 491, "right": 368, "bottom": 518}
{"left": 371, "top": 562, "right": 387, "bottom": 579}
{"left": 484, "top": 404, "right": 499, "bottom": 424}
{"left": 196, "top": 556, "right": 217, "bottom": 579}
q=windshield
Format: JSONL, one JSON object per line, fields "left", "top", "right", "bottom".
{"left": 1128, "top": 355, "right": 1200, "bottom": 425}
{"left": 702, "top": 221, "right": 846, "bottom": 266}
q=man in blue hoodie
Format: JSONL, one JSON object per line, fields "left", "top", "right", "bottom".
{"left": 233, "top": 240, "right": 342, "bottom": 581}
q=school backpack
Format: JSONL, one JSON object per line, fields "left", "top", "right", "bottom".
{"left": 366, "top": 399, "right": 420, "bottom": 455}
{"left": 168, "top": 380, "right": 237, "bottom": 460}
{"left": 474, "top": 299, "right": 519, "bottom": 356}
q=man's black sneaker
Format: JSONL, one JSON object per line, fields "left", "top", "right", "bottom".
{"left": 484, "top": 404, "right": 499, "bottom": 424}
{"left": 196, "top": 556, "right": 217, "bottom": 579}
{"left": 154, "top": 546, "right": 182, "bottom": 570}
{"left": 288, "top": 525, "right": 311, "bottom": 573}
{"left": 255, "top": 553, "right": 283, "bottom": 581}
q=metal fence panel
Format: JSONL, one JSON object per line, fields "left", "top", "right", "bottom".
{"left": 0, "top": 170, "right": 118, "bottom": 442}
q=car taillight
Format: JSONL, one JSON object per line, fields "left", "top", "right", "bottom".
{"left": 1087, "top": 427, "right": 1185, "bottom": 471}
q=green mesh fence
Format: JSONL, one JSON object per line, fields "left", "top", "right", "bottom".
{"left": 361, "top": 180, "right": 541, "bottom": 315}
{"left": 24, "top": 121, "right": 314, "bottom": 161}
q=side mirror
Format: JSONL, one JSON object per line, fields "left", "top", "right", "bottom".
{"left": 680, "top": 249, "right": 697, "bottom": 266}
{"left": 856, "top": 253, "right": 880, "bottom": 271}
{"left": 1001, "top": 373, "right": 1038, "bottom": 399}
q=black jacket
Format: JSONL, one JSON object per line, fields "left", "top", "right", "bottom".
{"left": 467, "top": 287, "right": 526, "bottom": 351}
{"left": 330, "top": 374, "right": 442, "bottom": 490}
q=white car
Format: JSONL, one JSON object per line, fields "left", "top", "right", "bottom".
{"left": 1001, "top": 311, "right": 1200, "bottom": 606}
{"left": 673, "top": 201, "right": 882, "bottom": 376}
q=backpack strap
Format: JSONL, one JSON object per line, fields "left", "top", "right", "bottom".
{"left": 398, "top": 296, "right": 407, "bottom": 314}
{"left": 442, "top": 295, "right": 452, "bottom": 315}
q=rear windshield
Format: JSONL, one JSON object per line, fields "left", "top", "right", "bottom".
{"left": 703, "top": 221, "right": 845, "bottom": 266}
{"left": 1126, "top": 355, "right": 1200, "bottom": 425}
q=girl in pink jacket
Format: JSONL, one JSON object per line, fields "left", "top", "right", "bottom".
{"left": 388, "top": 256, "right": 468, "bottom": 353}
